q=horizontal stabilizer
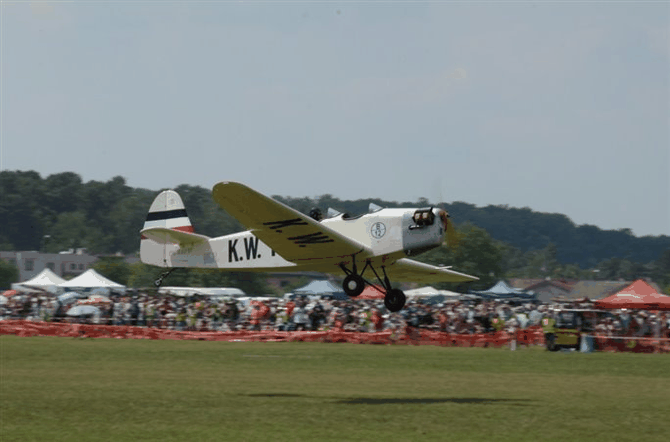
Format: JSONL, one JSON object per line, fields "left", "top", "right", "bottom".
{"left": 141, "top": 227, "right": 210, "bottom": 246}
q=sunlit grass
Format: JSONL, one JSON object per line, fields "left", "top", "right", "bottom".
{"left": 2, "top": 336, "right": 669, "bottom": 442}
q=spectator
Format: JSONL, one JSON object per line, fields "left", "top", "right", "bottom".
{"left": 292, "top": 305, "right": 309, "bottom": 331}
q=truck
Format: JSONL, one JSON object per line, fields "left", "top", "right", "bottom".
{"left": 543, "top": 309, "right": 609, "bottom": 351}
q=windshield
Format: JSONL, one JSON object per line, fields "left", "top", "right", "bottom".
{"left": 556, "top": 312, "right": 580, "bottom": 328}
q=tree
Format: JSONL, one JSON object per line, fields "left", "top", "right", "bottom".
{"left": 655, "top": 249, "right": 670, "bottom": 287}
{"left": 554, "top": 264, "right": 588, "bottom": 280}
{"left": 47, "top": 211, "right": 108, "bottom": 253}
{"left": 0, "top": 259, "right": 19, "bottom": 289}
{"left": 109, "top": 191, "right": 156, "bottom": 254}
{"left": 507, "top": 243, "right": 561, "bottom": 278}
{"left": 497, "top": 242, "right": 525, "bottom": 277}
{"left": 419, "top": 223, "right": 502, "bottom": 290}
{"left": 92, "top": 256, "right": 132, "bottom": 286}
{"left": 43, "top": 172, "right": 83, "bottom": 214}
{"left": 0, "top": 170, "right": 46, "bottom": 250}
{"left": 127, "top": 262, "right": 162, "bottom": 288}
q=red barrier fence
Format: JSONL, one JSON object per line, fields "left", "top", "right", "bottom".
{"left": 1, "top": 320, "right": 546, "bottom": 347}
{"left": 5, "top": 321, "right": 666, "bottom": 352}
{"left": 592, "top": 335, "right": 670, "bottom": 354}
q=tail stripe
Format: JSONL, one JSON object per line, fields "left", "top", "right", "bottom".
{"left": 143, "top": 218, "right": 193, "bottom": 231}
{"left": 146, "top": 209, "right": 189, "bottom": 222}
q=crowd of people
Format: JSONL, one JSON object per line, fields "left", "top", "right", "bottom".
{"left": 2, "top": 290, "right": 670, "bottom": 339}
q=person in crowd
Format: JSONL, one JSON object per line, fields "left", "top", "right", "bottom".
{"left": 292, "top": 302, "right": 309, "bottom": 331}
{"left": 7, "top": 289, "right": 670, "bottom": 352}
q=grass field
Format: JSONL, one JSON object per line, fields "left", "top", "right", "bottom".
{"left": 2, "top": 336, "right": 669, "bottom": 442}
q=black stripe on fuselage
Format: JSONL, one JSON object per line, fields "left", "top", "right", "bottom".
{"left": 145, "top": 209, "right": 188, "bottom": 221}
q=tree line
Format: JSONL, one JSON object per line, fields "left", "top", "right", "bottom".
{"left": 1, "top": 170, "right": 669, "bottom": 292}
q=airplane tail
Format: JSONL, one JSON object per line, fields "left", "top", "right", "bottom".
{"left": 140, "top": 190, "right": 202, "bottom": 267}
{"left": 143, "top": 190, "right": 194, "bottom": 233}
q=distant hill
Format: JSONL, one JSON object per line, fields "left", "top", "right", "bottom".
{"left": 274, "top": 194, "right": 670, "bottom": 268}
{"left": 443, "top": 202, "right": 670, "bottom": 267}
{"left": 1, "top": 171, "right": 668, "bottom": 268}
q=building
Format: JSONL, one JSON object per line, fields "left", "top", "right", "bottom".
{"left": 509, "top": 278, "right": 663, "bottom": 302}
{"left": 0, "top": 249, "right": 98, "bottom": 282}
{"left": 508, "top": 279, "right": 577, "bottom": 303}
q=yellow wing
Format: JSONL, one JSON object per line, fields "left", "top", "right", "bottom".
{"left": 212, "top": 181, "right": 371, "bottom": 263}
{"left": 386, "top": 258, "right": 478, "bottom": 283}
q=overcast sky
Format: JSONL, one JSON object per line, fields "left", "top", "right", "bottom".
{"left": 2, "top": 2, "right": 669, "bottom": 237}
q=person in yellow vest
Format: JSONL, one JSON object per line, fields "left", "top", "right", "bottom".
{"left": 146, "top": 304, "right": 155, "bottom": 328}
{"left": 175, "top": 310, "right": 186, "bottom": 331}
{"left": 542, "top": 310, "right": 557, "bottom": 351}
{"left": 362, "top": 308, "right": 373, "bottom": 332}
{"left": 187, "top": 306, "right": 197, "bottom": 331}
{"left": 541, "top": 313, "right": 556, "bottom": 333}
{"left": 492, "top": 316, "right": 506, "bottom": 332}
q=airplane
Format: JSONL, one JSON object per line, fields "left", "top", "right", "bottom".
{"left": 140, "top": 181, "right": 478, "bottom": 312}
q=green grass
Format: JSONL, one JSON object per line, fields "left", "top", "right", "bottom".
{"left": 2, "top": 336, "right": 669, "bottom": 442}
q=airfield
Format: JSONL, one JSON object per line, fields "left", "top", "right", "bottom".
{"left": 3, "top": 336, "right": 669, "bottom": 442}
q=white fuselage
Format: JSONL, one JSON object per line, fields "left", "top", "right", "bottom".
{"left": 143, "top": 208, "right": 446, "bottom": 272}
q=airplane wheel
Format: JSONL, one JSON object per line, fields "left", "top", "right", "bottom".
{"left": 384, "top": 289, "right": 406, "bottom": 312}
{"left": 343, "top": 274, "right": 365, "bottom": 297}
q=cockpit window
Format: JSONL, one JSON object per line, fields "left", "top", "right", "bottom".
{"left": 326, "top": 208, "right": 342, "bottom": 218}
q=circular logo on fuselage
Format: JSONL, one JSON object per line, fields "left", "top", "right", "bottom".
{"left": 370, "top": 222, "right": 386, "bottom": 239}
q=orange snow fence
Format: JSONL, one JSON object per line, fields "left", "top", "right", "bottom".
{"left": 591, "top": 335, "right": 670, "bottom": 354}
{"left": 2, "top": 321, "right": 666, "bottom": 352}
{"left": 0, "top": 320, "right": 523, "bottom": 348}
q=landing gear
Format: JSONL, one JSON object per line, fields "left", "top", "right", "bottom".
{"left": 343, "top": 274, "right": 365, "bottom": 297}
{"left": 384, "top": 288, "right": 406, "bottom": 313}
{"left": 339, "top": 257, "right": 407, "bottom": 311}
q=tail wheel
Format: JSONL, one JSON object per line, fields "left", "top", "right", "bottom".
{"left": 343, "top": 274, "right": 365, "bottom": 298}
{"left": 384, "top": 289, "right": 406, "bottom": 312}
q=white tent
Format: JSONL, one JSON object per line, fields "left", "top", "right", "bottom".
{"left": 404, "top": 286, "right": 441, "bottom": 298}
{"left": 59, "top": 269, "right": 125, "bottom": 292}
{"left": 12, "top": 268, "right": 67, "bottom": 293}
{"left": 438, "top": 289, "right": 463, "bottom": 298}
{"left": 405, "top": 286, "right": 464, "bottom": 305}
{"left": 293, "top": 280, "right": 348, "bottom": 300}
{"left": 158, "top": 286, "right": 245, "bottom": 297}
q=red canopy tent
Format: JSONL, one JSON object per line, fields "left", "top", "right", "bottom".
{"left": 594, "top": 279, "right": 670, "bottom": 311}
{"left": 357, "top": 285, "right": 385, "bottom": 300}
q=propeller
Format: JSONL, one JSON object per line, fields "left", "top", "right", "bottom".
{"left": 434, "top": 179, "right": 459, "bottom": 249}
{"left": 445, "top": 212, "right": 459, "bottom": 249}
{"left": 439, "top": 209, "right": 459, "bottom": 249}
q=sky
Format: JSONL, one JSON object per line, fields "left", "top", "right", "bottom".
{"left": 2, "top": 1, "right": 669, "bottom": 237}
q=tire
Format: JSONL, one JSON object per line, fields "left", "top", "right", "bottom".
{"left": 384, "top": 289, "right": 406, "bottom": 312}
{"left": 343, "top": 274, "right": 365, "bottom": 298}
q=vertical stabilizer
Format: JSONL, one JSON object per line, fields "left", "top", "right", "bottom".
{"left": 142, "top": 190, "right": 193, "bottom": 232}
{"left": 141, "top": 190, "right": 194, "bottom": 267}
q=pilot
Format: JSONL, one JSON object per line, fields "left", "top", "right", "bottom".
{"left": 309, "top": 207, "right": 323, "bottom": 222}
